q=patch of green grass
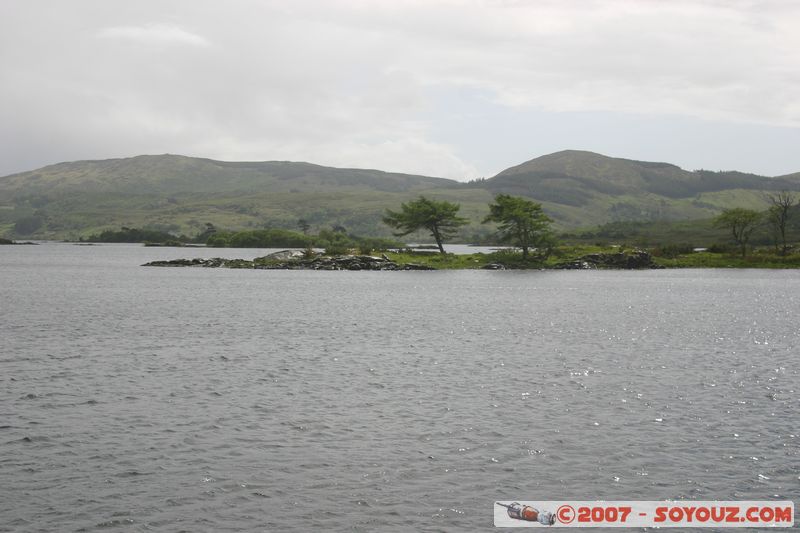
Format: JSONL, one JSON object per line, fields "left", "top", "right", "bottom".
{"left": 386, "top": 246, "right": 800, "bottom": 270}
{"left": 384, "top": 251, "right": 492, "bottom": 269}
{"left": 384, "top": 246, "right": 599, "bottom": 269}
{"left": 654, "top": 250, "right": 800, "bottom": 268}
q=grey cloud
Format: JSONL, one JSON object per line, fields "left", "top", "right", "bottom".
{"left": 0, "top": 0, "right": 798, "bottom": 178}
{"left": 97, "top": 23, "right": 211, "bottom": 47}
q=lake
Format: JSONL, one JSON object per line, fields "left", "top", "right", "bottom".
{"left": 1, "top": 244, "right": 797, "bottom": 531}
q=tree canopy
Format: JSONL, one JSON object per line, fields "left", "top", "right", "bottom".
{"left": 766, "top": 191, "right": 796, "bottom": 255}
{"left": 382, "top": 196, "right": 468, "bottom": 254}
{"left": 713, "top": 208, "right": 761, "bottom": 257}
{"left": 483, "top": 194, "right": 553, "bottom": 259}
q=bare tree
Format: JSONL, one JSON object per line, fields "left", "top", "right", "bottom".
{"left": 713, "top": 208, "right": 761, "bottom": 258}
{"left": 766, "top": 191, "right": 796, "bottom": 256}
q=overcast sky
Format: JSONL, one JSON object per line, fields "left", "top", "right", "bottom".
{"left": 1, "top": 0, "right": 798, "bottom": 179}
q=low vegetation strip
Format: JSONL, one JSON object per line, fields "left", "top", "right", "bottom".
{"left": 142, "top": 248, "right": 669, "bottom": 271}
{"left": 143, "top": 252, "right": 434, "bottom": 271}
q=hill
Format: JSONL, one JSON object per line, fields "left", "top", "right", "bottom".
{"left": 1, "top": 151, "right": 797, "bottom": 240}
{"left": 487, "top": 149, "right": 799, "bottom": 200}
{"left": 0, "top": 154, "right": 458, "bottom": 195}
{"left": 0, "top": 155, "right": 484, "bottom": 239}
{"left": 479, "top": 150, "right": 800, "bottom": 227}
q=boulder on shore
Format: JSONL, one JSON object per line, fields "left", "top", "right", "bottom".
{"left": 554, "top": 250, "right": 662, "bottom": 270}
{"left": 258, "top": 250, "right": 306, "bottom": 261}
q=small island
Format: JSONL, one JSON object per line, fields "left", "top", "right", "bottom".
{"left": 0, "top": 237, "right": 37, "bottom": 245}
{"left": 141, "top": 193, "right": 800, "bottom": 270}
{"left": 143, "top": 248, "right": 664, "bottom": 271}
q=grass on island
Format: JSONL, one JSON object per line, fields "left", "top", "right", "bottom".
{"left": 652, "top": 250, "right": 800, "bottom": 269}
{"left": 381, "top": 245, "right": 800, "bottom": 270}
{"left": 383, "top": 246, "right": 600, "bottom": 270}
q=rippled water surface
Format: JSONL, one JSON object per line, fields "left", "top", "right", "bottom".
{"left": 1, "top": 244, "right": 798, "bottom": 531}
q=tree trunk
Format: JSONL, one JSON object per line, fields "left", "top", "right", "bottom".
{"left": 432, "top": 226, "right": 445, "bottom": 254}
{"left": 520, "top": 228, "right": 529, "bottom": 260}
{"left": 781, "top": 227, "right": 788, "bottom": 256}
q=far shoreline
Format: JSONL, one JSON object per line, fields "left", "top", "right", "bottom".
{"left": 4, "top": 240, "right": 799, "bottom": 269}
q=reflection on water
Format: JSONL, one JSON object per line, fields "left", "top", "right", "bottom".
{"left": 1, "top": 244, "right": 798, "bottom": 531}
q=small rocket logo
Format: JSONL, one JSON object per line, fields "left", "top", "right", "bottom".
{"left": 497, "top": 502, "right": 556, "bottom": 525}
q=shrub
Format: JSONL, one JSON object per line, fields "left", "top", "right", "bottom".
{"left": 707, "top": 243, "right": 736, "bottom": 254}
{"left": 651, "top": 243, "right": 695, "bottom": 259}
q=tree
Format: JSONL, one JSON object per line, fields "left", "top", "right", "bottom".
{"left": 297, "top": 218, "right": 311, "bottom": 235}
{"left": 766, "top": 191, "right": 796, "bottom": 256}
{"left": 195, "top": 222, "right": 217, "bottom": 243}
{"left": 483, "top": 194, "right": 553, "bottom": 259}
{"left": 382, "top": 196, "right": 468, "bottom": 254}
{"left": 713, "top": 208, "right": 761, "bottom": 257}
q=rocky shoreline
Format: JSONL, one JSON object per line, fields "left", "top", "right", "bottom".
{"left": 143, "top": 251, "right": 435, "bottom": 271}
{"left": 143, "top": 249, "right": 663, "bottom": 271}
{"left": 0, "top": 238, "right": 37, "bottom": 245}
{"left": 553, "top": 250, "right": 663, "bottom": 269}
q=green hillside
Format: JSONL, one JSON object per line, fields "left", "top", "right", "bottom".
{"left": 0, "top": 154, "right": 475, "bottom": 239}
{"left": 0, "top": 154, "right": 458, "bottom": 195}
{"left": 477, "top": 150, "right": 799, "bottom": 228}
{"left": 1, "top": 151, "right": 797, "bottom": 240}
{"left": 485, "top": 150, "right": 798, "bottom": 204}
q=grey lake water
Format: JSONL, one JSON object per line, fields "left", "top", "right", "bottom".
{"left": 1, "top": 244, "right": 798, "bottom": 532}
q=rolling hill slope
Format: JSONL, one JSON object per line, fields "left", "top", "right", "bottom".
{"left": 0, "top": 154, "right": 458, "bottom": 195}
{"left": 0, "top": 155, "right": 479, "bottom": 239}
{"left": 478, "top": 150, "right": 800, "bottom": 226}
{"left": 1, "top": 151, "right": 797, "bottom": 240}
{"left": 485, "top": 150, "right": 799, "bottom": 203}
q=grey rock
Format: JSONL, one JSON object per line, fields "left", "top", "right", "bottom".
{"left": 145, "top": 253, "right": 438, "bottom": 271}
{"left": 257, "top": 250, "right": 306, "bottom": 261}
{"left": 398, "top": 263, "right": 436, "bottom": 270}
{"left": 554, "top": 250, "right": 662, "bottom": 270}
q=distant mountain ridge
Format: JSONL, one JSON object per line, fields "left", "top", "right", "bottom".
{"left": 484, "top": 150, "right": 800, "bottom": 206}
{"left": 1, "top": 151, "right": 797, "bottom": 239}
{"left": 0, "top": 154, "right": 456, "bottom": 195}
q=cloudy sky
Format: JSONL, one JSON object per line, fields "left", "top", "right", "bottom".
{"left": 1, "top": 0, "right": 798, "bottom": 179}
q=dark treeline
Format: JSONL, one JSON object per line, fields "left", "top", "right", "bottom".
{"left": 84, "top": 224, "right": 401, "bottom": 254}
{"left": 83, "top": 227, "right": 183, "bottom": 244}
{"left": 561, "top": 198, "right": 800, "bottom": 258}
